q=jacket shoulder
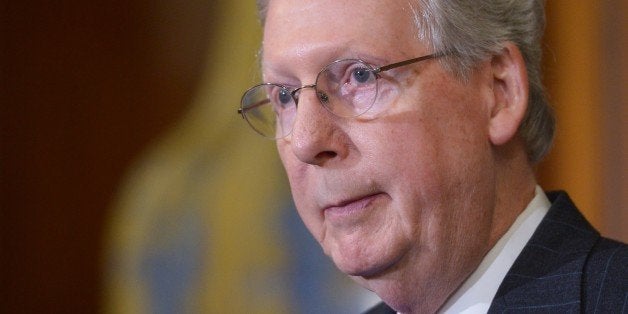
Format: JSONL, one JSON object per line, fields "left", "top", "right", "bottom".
{"left": 583, "top": 237, "right": 628, "bottom": 312}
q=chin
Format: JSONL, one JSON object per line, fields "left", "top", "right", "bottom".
{"left": 328, "top": 243, "right": 404, "bottom": 278}
{"left": 334, "top": 257, "right": 390, "bottom": 278}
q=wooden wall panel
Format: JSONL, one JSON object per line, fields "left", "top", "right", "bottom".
{"left": 540, "top": 1, "right": 627, "bottom": 242}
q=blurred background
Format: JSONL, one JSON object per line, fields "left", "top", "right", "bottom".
{"left": 1, "top": 1, "right": 626, "bottom": 313}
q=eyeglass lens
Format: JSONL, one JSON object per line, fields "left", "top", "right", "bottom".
{"left": 240, "top": 59, "right": 379, "bottom": 138}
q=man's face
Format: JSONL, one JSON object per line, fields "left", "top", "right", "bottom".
{"left": 264, "top": 0, "right": 501, "bottom": 307}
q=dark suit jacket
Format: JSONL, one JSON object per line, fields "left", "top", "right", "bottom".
{"left": 364, "top": 191, "right": 627, "bottom": 313}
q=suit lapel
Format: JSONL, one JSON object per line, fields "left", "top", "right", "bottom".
{"left": 488, "top": 191, "right": 600, "bottom": 313}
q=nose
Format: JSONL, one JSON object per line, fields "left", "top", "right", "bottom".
{"left": 288, "top": 88, "right": 348, "bottom": 166}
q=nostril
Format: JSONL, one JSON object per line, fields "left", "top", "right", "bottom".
{"left": 315, "top": 151, "right": 337, "bottom": 161}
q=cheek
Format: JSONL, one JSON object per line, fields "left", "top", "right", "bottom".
{"left": 278, "top": 143, "right": 306, "bottom": 200}
{"left": 277, "top": 142, "right": 304, "bottom": 204}
{"left": 361, "top": 83, "right": 493, "bottom": 210}
{"left": 277, "top": 142, "right": 301, "bottom": 183}
{"left": 277, "top": 142, "right": 325, "bottom": 234}
{"left": 364, "top": 109, "right": 441, "bottom": 180}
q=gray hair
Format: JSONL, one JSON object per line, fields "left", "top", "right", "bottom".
{"left": 256, "top": 0, "right": 554, "bottom": 163}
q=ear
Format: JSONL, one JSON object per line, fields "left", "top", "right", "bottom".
{"left": 488, "top": 42, "right": 529, "bottom": 146}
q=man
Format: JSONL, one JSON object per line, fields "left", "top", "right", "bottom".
{"left": 238, "top": 0, "right": 627, "bottom": 312}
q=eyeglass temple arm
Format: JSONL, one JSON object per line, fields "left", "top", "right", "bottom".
{"left": 375, "top": 51, "right": 448, "bottom": 73}
{"left": 238, "top": 99, "right": 270, "bottom": 115}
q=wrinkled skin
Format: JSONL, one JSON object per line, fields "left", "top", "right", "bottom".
{"left": 262, "top": 0, "right": 536, "bottom": 312}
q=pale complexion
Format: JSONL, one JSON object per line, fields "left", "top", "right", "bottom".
{"left": 263, "top": 0, "right": 537, "bottom": 312}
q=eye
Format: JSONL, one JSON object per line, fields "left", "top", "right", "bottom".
{"left": 269, "top": 86, "right": 293, "bottom": 108}
{"left": 340, "top": 62, "right": 377, "bottom": 89}
{"left": 277, "top": 88, "right": 292, "bottom": 104}
{"left": 352, "top": 67, "right": 372, "bottom": 84}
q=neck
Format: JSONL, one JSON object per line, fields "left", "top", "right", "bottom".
{"left": 489, "top": 138, "right": 537, "bottom": 251}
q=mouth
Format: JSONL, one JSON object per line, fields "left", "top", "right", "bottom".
{"left": 323, "top": 193, "right": 384, "bottom": 217}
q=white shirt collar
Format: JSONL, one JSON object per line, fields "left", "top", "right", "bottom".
{"left": 437, "top": 185, "right": 551, "bottom": 314}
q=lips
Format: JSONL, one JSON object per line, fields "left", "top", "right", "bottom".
{"left": 323, "top": 193, "right": 383, "bottom": 217}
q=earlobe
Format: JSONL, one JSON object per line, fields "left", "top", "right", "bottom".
{"left": 488, "top": 43, "right": 529, "bottom": 146}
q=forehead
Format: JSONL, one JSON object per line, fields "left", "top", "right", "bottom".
{"left": 262, "top": 0, "right": 422, "bottom": 71}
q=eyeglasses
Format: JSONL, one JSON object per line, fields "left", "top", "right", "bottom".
{"left": 238, "top": 52, "right": 445, "bottom": 139}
